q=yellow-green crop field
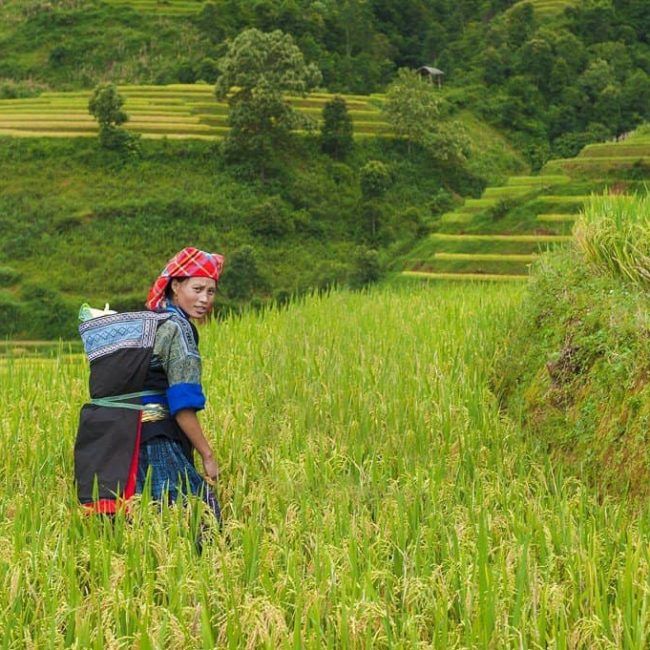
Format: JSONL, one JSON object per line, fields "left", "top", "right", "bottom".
{"left": 104, "top": 0, "right": 208, "bottom": 16}
{"left": 0, "top": 84, "right": 390, "bottom": 140}
{"left": 402, "top": 127, "right": 650, "bottom": 284}
{"left": 510, "top": 0, "right": 578, "bottom": 18}
{"left": 2, "top": 283, "right": 650, "bottom": 646}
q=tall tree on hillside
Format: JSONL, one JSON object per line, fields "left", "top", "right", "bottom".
{"left": 88, "top": 83, "right": 140, "bottom": 154}
{"left": 320, "top": 96, "right": 354, "bottom": 159}
{"left": 215, "top": 28, "right": 321, "bottom": 179}
{"left": 382, "top": 68, "right": 469, "bottom": 162}
{"left": 359, "top": 159, "right": 392, "bottom": 243}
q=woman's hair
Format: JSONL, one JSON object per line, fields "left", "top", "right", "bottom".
{"left": 165, "top": 277, "right": 188, "bottom": 300}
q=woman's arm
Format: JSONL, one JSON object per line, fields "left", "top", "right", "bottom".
{"left": 175, "top": 409, "right": 219, "bottom": 482}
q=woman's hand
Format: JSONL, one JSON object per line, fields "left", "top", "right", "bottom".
{"left": 202, "top": 453, "right": 219, "bottom": 484}
{"left": 174, "top": 409, "right": 219, "bottom": 483}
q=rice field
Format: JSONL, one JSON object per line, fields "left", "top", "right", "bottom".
{"left": 434, "top": 252, "right": 537, "bottom": 263}
{"left": 401, "top": 233, "right": 570, "bottom": 278}
{"left": 440, "top": 212, "right": 476, "bottom": 224}
{"left": 0, "top": 84, "right": 390, "bottom": 140}
{"left": 536, "top": 195, "right": 590, "bottom": 206}
{"left": 408, "top": 168, "right": 581, "bottom": 281}
{"left": 406, "top": 129, "right": 650, "bottom": 284}
{"left": 4, "top": 283, "right": 650, "bottom": 646}
{"left": 429, "top": 233, "right": 571, "bottom": 244}
{"left": 401, "top": 271, "right": 528, "bottom": 282}
{"left": 481, "top": 187, "right": 534, "bottom": 199}
{"left": 406, "top": 252, "right": 537, "bottom": 276}
{"left": 574, "top": 193, "right": 650, "bottom": 288}
{"left": 505, "top": 175, "right": 570, "bottom": 187}
{"left": 510, "top": 0, "right": 577, "bottom": 17}
{"left": 543, "top": 136, "right": 650, "bottom": 176}
{"left": 103, "top": 0, "right": 207, "bottom": 16}
{"left": 536, "top": 213, "right": 576, "bottom": 223}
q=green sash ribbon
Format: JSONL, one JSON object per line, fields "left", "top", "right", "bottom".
{"left": 90, "top": 390, "right": 165, "bottom": 411}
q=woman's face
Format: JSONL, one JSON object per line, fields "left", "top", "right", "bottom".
{"left": 170, "top": 277, "right": 217, "bottom": 319}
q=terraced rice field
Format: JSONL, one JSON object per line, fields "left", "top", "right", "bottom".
{"left": 537, "top": 213, "right": 576, "bottom": 223}
{"left": 104, "top": 0, "right": 207, "bottom": 15}
{"left": 402, "top": 271, "right": 528, "bottom": 282}
{"left": 0, "top": 84, "right": 390, "bottom": 140}
{"left": 401, "top": 130, "right": 650, "bottom": 283}
{"left": 544, "top": 137, "right": 650, "bottom": 176}
{"left": 399, "top": 172, "right": 579, "bottom": 281}
{"left": 402, "top": 233, "right": 569, "bottom": 276}
{"left": 511, "top": 0, "right": 577, "bottom": 17}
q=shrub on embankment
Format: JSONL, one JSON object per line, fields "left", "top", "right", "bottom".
{"left": 495, "top": 192, "right": 650, "bottom": 496}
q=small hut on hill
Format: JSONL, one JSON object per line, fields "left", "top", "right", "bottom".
{"left": 416, "top": 66, "right": 444, "bottom": 88}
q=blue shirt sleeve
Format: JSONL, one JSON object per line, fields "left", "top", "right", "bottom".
{"left": 167, "top": 382, "right": 206, "bottom": 416}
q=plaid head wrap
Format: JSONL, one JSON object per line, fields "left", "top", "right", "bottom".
{"left": 146, "top": 247, "right": 225, "bottom": 311}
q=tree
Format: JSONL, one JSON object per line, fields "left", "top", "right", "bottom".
{"left": 516, "top": 37, "right": 554, "bottom": 89}
{"left": 382, "top": 68, "right": 469, "bottom": 162}
{"left": 360, "top": 160, "right": 391, "bottom": 199}
{"left": 348, "top": 247, "right": 383, "bottom": 290}
{"left": 621, "top": 70, "right": 650, "bottom": 126}
{"left": 88, "top": 83, "right": 140, "bottom": 154}
{"left": 220, "top": 245, "right": 268, "bottom": 301}
{"left": 505, "top": 2, "right": 535, "bottom": 48}
{"left": 593, "top": 84, "right": 622, "bottom": 133}
{"left": 247, "top": 195, "right": 295, "bottom": 238}
{"left": 320, "top": 96, "right": 354, "bottom": 159}
{"left": 359, "top": 160, "right": 391, "bottom": 242}
{"left": 579, "top": 59, "right": 614, "bottom": 100}
{"left": 215, "top": 28, "right": 321, "bottom": 179}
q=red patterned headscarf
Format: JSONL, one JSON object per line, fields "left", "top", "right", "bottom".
{"left": 146, "top": 247, "right": 225, "bottom": 311}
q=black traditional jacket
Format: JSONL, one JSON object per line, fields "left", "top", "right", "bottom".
{"left": 74, "top": 308, "right": 205, "bottom": 513}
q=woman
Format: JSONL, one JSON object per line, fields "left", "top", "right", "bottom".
{"left": 74, "top": 247, "right": 224, "bottom": 519}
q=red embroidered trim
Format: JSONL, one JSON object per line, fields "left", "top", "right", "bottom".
{"left": 83, "top": 499, "right": 117, "bottom": 514}
{"left": 124, "top": 412, "right": 142, "bottom": 500}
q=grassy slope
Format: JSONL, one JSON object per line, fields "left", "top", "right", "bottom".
{"left": 5, "top": 283, "right": 650, "bottom": 646}
{"left": 0, "top": 1, "right": 211, "bottom": 89}
{"left": 0, "top": 134, "right": 500, "bottom": 338}
{"left": 0, "top": 0, "right": 214, "bottom": 90}
{"left": 0, "top": 79, "right": 529, "bottom": 340}
{"left": 495, "top": 246, "right": 650, "bottom": 496}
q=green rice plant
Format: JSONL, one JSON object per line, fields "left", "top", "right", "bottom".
{"left": 0, "top": 128, "right": 95, "bottom": 138}
{"left": 406, "top": 252, "right": 533, "bottom": 276}
{"left": 104, "top": 0, "right": 206, "bottom": 15}
{"left": 536, "top": 213, "right": 576, "bottom": 222}
{"left": 435, "top": 252, "right": 537, "bottom": 262}
{"left": 483, "top": 186, "right": 538, "bottom": 198}
{"left": 440, "top": 211, "right": 475, "bottom": 224}
{"left": 0, "top": 113, "right": 95, "bottom": 122}
{"left": 537, "top": 195, "right": 588, "bottom": 204}
{"left": 430, "top": 233, "right": 571, "bottom": 243}
{"left": 580, "top": 144, "right": 650, "bottom": 158}
{"left": 464, "top": 197, "right": 499, "bottom": 210}
{"left": 401, "top": 271, "right": 527, "bottom": 281}
{"left": 507, "top": 175, "right": 570, "bottom": 186}
{"left": 574, "top": 193, "right": 650, "bottom": 286}
{"left": 405, "top": 234, "right": 566, "bottom": 262}
{"left": 4, "top": 285, "right": 650, "bottom": 645}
